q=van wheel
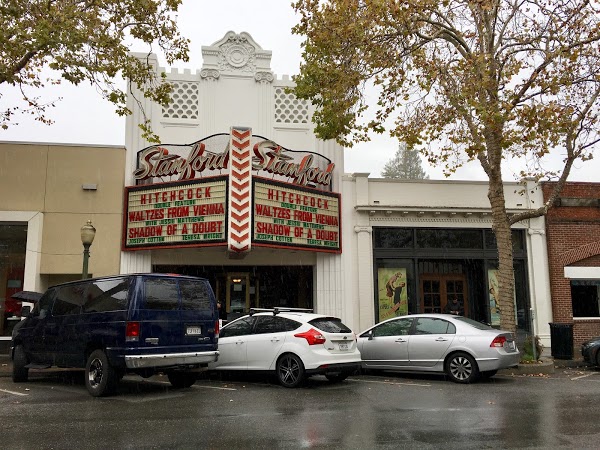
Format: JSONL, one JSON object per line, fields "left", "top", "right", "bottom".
{"left": 276, "top": 353, "right": 305, "bottom": 388}
{"left": 85, "top": 350, "right": 118, "bottom": 397}
{"left": 167, "top": 371, "right": 197, "bottom": 388}
{"left": 12, "top": 345, "right": 29, "bottom": 382}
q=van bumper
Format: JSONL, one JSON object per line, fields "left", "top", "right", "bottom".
{"left": 124, "top": 351, "right": 219, "bottom": 369}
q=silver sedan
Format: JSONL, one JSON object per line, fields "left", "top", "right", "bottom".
{"left": 357, "top": 314, "right": 520, "bottom": 383}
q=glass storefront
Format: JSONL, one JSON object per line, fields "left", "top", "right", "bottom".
{"left": 0, "top": 223, "right": 27, "bottom": 340}
{"left": 373, "top": 227, "right": 531, "bottom": 331}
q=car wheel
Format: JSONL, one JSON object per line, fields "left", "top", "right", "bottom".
{"left": 85, "top": 349, "right": 118, "bottom": 397}
{"left": 276, "top": 353, "right": 305, "bottom": 388}
{"left": 12, "top": 345, "right": 29, "bottom": 383}
{"left": 480, "top": 370, "right": 498, "bottom": 380}
{"left": 167, "top": 371, "right": 197, "bottom": 388}
{"left": 445, "top": 352, "right": 479, "bottom": 384}
{"left": 325, "top": 371, "right": 351, "bottom": 383}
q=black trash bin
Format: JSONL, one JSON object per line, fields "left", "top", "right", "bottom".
{"left": 549, "top": 323, "right": 574, "bottom": 360}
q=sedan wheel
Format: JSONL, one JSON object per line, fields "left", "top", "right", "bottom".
{"left": 446, "top": 352, "right": 479, "bottom": 384}
{"left": 276, "top": 353, "right": 305, "bottom": 388}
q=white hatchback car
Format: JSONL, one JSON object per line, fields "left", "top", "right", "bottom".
{"left": 210, "top": 308, "right": 361, "bottom": 387}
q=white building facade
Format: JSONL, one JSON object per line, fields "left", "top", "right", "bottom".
{"left": 121, "top": 32, "right": 553, "bottom": 349}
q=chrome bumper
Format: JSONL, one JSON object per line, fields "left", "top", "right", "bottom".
{"left": 125, "top": 351, "right": 219, "bottom": 369}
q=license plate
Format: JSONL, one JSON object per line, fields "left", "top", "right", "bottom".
{"left": 338, "top": 343, "right": 349, "bottom": 351}
{"left": 186, "top": 326, "right": 202, "bottom": 335}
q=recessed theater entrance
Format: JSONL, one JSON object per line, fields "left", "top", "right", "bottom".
{"left": 153, "top": 265, "right": 313, "bottom": 320}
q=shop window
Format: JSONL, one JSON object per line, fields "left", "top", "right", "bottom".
{"left": 484, "top": 229, "right": 525, "bottom": 251}
{"left": 571, "top": 281, "right": 600, "bottom": 317}
{"left": 373, "top": 228, "right": 413, "bottom": 249}
{"left": 1, "top": 223, "right": 27, "bottom": 338}
{"left": 416, "top": 229, "right": 483, "bottom": 249}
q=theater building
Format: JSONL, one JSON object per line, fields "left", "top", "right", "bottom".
{"left": 0, "top": 32, "right": 555, "bottom": 353}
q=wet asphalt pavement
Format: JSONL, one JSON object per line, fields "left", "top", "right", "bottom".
{"left": 1, "top": 367, "right": 599, "bottom": 450}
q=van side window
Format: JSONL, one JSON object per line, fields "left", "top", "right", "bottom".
{"left": 180, "top": 280, "right": 211, "bottom": 311}
{"left": 53, "top": 284, "right": 86, "bottom": 316}
{"left": 33, "top": 290, "right": 55, "bottom": 318}
{"left": 144, "top": 278, "right": 179, "bottom": 310}
{"left": 83, "top": 279, "right": 129, "bottom": 313}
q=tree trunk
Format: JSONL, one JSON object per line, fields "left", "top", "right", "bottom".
{"left": 488, "top": 177, "right": 516, "bottom": 334}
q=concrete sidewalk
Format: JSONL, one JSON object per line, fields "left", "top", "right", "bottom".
{"left": 0, "top": 352, "right": 589, "bottom": 378}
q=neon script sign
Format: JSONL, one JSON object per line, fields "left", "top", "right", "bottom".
{"left": 133, "top": 136, "right": 335, "bottom": 190}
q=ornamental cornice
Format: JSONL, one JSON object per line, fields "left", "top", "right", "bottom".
{"left": 254, "top": 71, "right": 274, "bottom": 83}
{"left": 354, "top": 225, "right": 373, "bottom": 234}
{"left": 200, "top": 69, "right": 220, "bottom": 80}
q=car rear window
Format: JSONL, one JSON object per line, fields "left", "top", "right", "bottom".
{"left": 83, "top": 278, "right": 129, "bottom": 313}
{"left": 309, "top": 317, "right": 352, "bottom": 333}
{"left": 179, "top": 280, "right": 211, "bottom": 311}
{"left": 144, "top": 278, "right": 179, "bottom": 310}
{"left": 454, "top": 316, "right": 494, "bottom": 330}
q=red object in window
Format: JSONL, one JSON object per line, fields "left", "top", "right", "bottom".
{"left": 294, "top": 328, "right": 326, "bottom": 345}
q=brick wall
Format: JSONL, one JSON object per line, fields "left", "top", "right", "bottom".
{"left": 543, "top": 182, "right": 600, "bottom": 348}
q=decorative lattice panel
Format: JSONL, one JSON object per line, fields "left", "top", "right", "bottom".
{"left": 274, "top": 87, "right": 309, "bottom": 124}
{"left": 162, "top": 81, "right": 199, "bottom": 120}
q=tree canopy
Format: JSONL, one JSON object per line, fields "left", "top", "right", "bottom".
{"left": 292, "top": 0, "right": 600, "bottom": 332}
{"left": 381, "top": 142, "right": 429, "bottom": 179}
{"left": 0, "top": 0, "right": 189, "bottom": 141}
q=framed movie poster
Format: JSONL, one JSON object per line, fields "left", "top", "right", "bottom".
{"left": 488, "top": 269, "right": 501, "bottom": 327}
{"left": 378, "top": 268, "right": 408, "bottom": 321}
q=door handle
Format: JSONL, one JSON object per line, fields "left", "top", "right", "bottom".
{"left": 435, "top": 338, "right": 448, "bottom": 342}
{"left": 235, "top": 340, "right": 244, "bottom": 345}
{"left": 271, "top": 338, "right": 280, "bottom": 342}
{"left": 395, "top": 338, "right": 407, "bottom": 343}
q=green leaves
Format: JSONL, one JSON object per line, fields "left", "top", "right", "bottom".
{"left": 0, "top": 0, "right": 188, "bottom": 135}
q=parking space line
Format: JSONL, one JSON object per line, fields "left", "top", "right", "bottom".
{"left": 0, "top": 388, "right": 29, "bottom": 396}
{"left": 352, "top": 378, "right": 431, "bottom": 387}
{"left": 193, "top": 384, "right": 237, "bottom": 391}
{"left": 570, "top": 372, "right": 598, "bottom": 381}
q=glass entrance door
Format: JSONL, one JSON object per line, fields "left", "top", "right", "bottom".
{"left": 420, "top": 275, "right": 468, "bottom": 316}
{"left": 227, "top": 273, "right": 250, "bottom": 315}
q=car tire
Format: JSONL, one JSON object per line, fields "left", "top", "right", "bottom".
{"left": 276, "top": 353, "right": 305, "bottom": 388}
{"left": 85, "top": 349, "right": 118, "bottom": 397}
{"left": 445, "top": 352, "right": 479, "bottom": 384}
{"left": 167, "top": 371, "right": 197, "bottom": 389}
{"left": 325, "top": 371, "right": 351, "bottom": 383}
{"left": 480, "top": 370, "right": 498, "bottom": 380}
{"left": 12, "top": 345, "right": 29, "bottom": 383}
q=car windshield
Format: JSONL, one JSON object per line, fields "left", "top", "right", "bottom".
{"left": 453, "top": 316, "right": 494, "bottom": 330}
{"left": 309, "top": 317, "right": 352, "bottom": 333}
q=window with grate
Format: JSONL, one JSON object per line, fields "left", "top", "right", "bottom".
{"left": 162, "top": 81, "right": 199, "bottom": 120}
{"left": 274, "top": 87, "right": 309, "bottom": 124}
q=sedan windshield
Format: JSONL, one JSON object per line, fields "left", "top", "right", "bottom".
{"left": 453, "top": 316, "right": 494, "bottom": 330}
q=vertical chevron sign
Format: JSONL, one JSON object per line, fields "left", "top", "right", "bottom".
{"left": 227, "top": 127, "right": 253, "bottom": 254}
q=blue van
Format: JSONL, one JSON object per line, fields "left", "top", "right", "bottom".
{"left": 10, "top": 274, "right": 219, "bottom": 396}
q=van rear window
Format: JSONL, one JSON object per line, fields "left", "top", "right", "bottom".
{"left": 180, "top": 280, "right": 211, "bottom": 311}
{"left": 144, "top": 278, "right": 179, "bottom": 310}
{"left": 83, "top": 278, "right": 129, "bottom": 313}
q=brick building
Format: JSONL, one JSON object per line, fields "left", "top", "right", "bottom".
{"left": 543, "top": 182, "right": 600, "bottom": 351}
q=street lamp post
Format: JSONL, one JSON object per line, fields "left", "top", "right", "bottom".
{"left": 81, "top": 220, "right": 96, "bottom": 279}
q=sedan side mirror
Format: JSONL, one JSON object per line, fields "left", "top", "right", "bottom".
{"left": 368, "top": 330, "right": 374, "bottom": 340}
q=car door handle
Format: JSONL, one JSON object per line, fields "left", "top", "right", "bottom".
{"left": 235, "top": 340, "right": 244, "bottom": 345}
{"left": 270, "top": 338, "right": 280, "bottom": 342}
{"left": 395, "top": 338, "right": 407, "bottom": 343}
{"left": 435, "top": 338, "right": 448, "bottom": 342}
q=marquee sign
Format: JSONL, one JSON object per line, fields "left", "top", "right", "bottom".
{"left": 253, "top": 178, "right": 341, "bottom": 253}
{"left": 123, "top": 128, "right": 342, "bottom": 254}
{"left": 123, "top": 177, "right": 227, "bottom": 250}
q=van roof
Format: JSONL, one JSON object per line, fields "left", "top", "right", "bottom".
{"left": 48, "top": 273, "right": 209, "bottom": 289}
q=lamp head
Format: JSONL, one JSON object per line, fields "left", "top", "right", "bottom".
{"left": 81, "top": 220, "right": 96, "bottom": 246}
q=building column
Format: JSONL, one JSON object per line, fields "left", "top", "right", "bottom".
{"left": 527, "top": 226, "right": 553, "bottom": 353}
{"left": 354, "top": 225, "right": 374, "bottom": 331}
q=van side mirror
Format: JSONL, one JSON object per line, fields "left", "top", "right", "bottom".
{"left": 21, "top": 306, "right": 31, "bottom": 318}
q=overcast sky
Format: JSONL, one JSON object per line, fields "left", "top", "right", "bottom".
{"left": 1, "top": 0, "right": 597, "bottom": 181}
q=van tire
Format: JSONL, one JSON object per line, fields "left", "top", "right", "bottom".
{"left": 85, "top": 349, "right": 118, "bottom": 397}
{"left": 167, "top": 371, "right": 197, "bottom": 388}
{"left": 12, "top": 345, "right": 29, "bottom": 382}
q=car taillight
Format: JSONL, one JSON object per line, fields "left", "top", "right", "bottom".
{"left": 490, "top": 336, "right": 507, "bottom": 347}
{"left": 126, "top": 321, "right": 140, "bottom": 342}
{"left": 295, "top": 328, "right": 326, "bottom": 345}
{"left": 215, "top": 319, "right": 220, "bottom": 337}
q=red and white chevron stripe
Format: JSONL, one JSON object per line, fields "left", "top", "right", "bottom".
{"left": 227, "top": 127, "right": 252, "bottom": 254}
